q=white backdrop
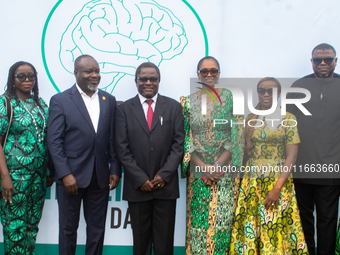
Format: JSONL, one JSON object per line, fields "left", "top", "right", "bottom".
{"left": 1, "top": 0, "right": 340, "bottom": 249}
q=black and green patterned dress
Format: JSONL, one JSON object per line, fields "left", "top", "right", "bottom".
{"left": 0, "top": 96, "right": 48, "bottom": 255}
{"left": 181, "top": 88, "right": 244, "bottom": 255}
{"left": 336, "top": 224, "right": 340, "bottom": 254}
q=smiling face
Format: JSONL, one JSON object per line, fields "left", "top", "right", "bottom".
{"left": 136, "top": 67, "right": 160, "bottom": 98}
{"left": 74, "top": 56, "right": 101, "bottom": 96}
{"left": 311, "top": 49, "right": 337, "bottom": 78}
{"left": 257, "top": 80, "right": 280, "bottom": 110}
{"left": 197, "top": 58, "right": 220, "bottom": 87}
{"left": 14, "top": 64, "right": 36, "bottom": 99}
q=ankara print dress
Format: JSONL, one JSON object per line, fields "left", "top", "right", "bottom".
{"left": 229, "top": 112, "right": 308, "bottom": 255}
{"left": 0, "top": 96, "right": 48, "bottom": 255}
{"left": 335, "top": 222, "right": 340, "bottom": 254}
{"left": 181, "top": 88, "right": 244, "bottom": 255}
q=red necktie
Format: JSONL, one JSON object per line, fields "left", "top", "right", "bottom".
{"left": 145, "top": 99, "right": 153, "bottom": 131}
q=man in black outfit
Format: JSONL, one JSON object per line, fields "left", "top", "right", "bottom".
{"left": 115, "top": 62, "right": 184, "bottom": 255}
{"left": 287, "top": 43, "right": 340, "bottom": 255}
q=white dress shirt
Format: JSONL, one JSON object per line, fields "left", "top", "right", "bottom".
{"left": 76, "top": 84, "right": 100, "bottom": 133}
{"left": 138, "top": 93, "right": 158, "bottom": 120}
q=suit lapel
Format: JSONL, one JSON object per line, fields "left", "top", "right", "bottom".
{"left": 151, "top": 94, "right": 166, "bottom": 132}
{"left": 97, "top": 90, "right": 107, "bottom": 133}
{"left": 69, "top": 85, "right": 95, "bottom": 132}
{"left": 131, "top": 95, "right": 150, "bottom": 135}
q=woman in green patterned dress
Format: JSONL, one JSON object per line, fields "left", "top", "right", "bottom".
{"left": 229, "top": 77, "right": 308, "bottom": 254}
{"left": 0, "top": 61, "right": 52, "bottom": 255}
{"left": 336, "top": 226, "right": 340, "bottom": 254}
{"left": 181, "top": 56, "right": 244, "bottom": 254}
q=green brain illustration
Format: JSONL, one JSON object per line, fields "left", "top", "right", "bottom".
{"left": 59, "top": 0, "right": 188, "bottom": 93}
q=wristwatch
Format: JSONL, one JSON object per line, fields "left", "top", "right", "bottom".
{"left": 215, "top": 161, "right": 224, "bottom": 176}
{"left": 214, "top": 161, "right": 222, "bottom": 168}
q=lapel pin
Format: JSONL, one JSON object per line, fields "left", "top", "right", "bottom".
{"left": 102, "top": 96, "right": 106, "bottom": 100}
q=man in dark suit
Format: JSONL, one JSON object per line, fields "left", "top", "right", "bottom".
{"left": 115, "top": 62, "right": 184, "bottom": 255}
{"left": 47, "top": 55, "right": 121, "bottom": 255}
{"left": 287, "top": 43, "right": 340, "bottom": 255}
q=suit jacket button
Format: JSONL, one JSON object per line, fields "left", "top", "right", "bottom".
{"left": 150, "top": 147, "right": 154, "bottom": 151}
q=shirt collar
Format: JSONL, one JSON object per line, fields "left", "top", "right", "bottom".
{"left": 258, "top": 107, "right": 282, "bottom": 121}
{"left": 76, "top": 83, "right": 99, "bottom": 98}
{"left": 138, "top": 93, "right": 158, "bottom": 105}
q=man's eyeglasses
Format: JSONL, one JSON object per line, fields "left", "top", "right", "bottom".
{"left": 14, "top": 73, "right": 36, "bottom": 82}
{"left": 311, "top": 57, "right": 336, "bottom": 65}
{"left": 257, "top": 88, "right": 276, "bottom": 96}
{"left": 137, "top": 77, "right": 159, "bottom": 83}
{"left": 198, "top": 68, "right": 219, "bottom": 77}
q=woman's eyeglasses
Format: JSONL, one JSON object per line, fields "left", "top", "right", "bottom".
{"left": 198, "top": 68, "right": 219, "bottom": 77}
{"left": 257, "top": 88, "right": 274, "bottom": 96}
{"left": 15, "top": 73, "right": 36, "bottom": 82}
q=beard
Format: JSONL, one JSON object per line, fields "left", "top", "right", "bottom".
{"left": 316, "top": 73, "right": 330, "bottom": 78}
{"left": 87, "top": 84, "right": 98, "bottom": 91}
{"left": 315, "top": 70, "right": 334, "bottom": 78}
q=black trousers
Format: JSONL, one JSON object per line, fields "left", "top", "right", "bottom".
{"left": 128, "top": 199, "right": 177, "bottom": 255}
{"left": 57, "top": 170, "right": 109, "bottom": 255}
{"left": 294, "top": 182, "right": 340, "bottom": 255}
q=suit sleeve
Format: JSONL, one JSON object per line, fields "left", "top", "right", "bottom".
{"left": 156, "top": 102, "right": 184, "bottom": 183}
{"left": 115, "top": 104, "right": 149, "bottom": 189}
{"left": 109, "top": 97, "right": 121, "bottom": 176}
{"left": 47, "top": 95, "right": 72, "bottom": 181}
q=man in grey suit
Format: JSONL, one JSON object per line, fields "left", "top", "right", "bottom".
{"left": 115, "top": 62, "right": 184, "bottom": 255}
{"left": 48, "top": 55, "right": 121, "bottom": 255}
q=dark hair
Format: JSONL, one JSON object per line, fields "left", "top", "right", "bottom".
{"left": 312, "top": 43, "right": 336, "bottom": 56}
{"left": 243, "top": 77, "right": 281, "bottom": 163}
{"left": 197, "top": 56, "right": 220, "bottom": 72}
{"left": 74, "top": 54, "right": 95, "bottom": 72}
{"left": 5, "top": 61, "right": 44, "bottom": 111}
{"left": 256, "top": 77, "right": 281, "bottom": 93}
{"left": 135, "top": 62, "right": 160, "bottom": 81}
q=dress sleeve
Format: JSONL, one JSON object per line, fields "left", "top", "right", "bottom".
{"left": 284, "top": 113, "right": 300, "bottom": 145}
{"left": 0, "top": 96, "right": 9, "bottom": 137}
{"left": 180, "top": 96, "right": 191, "bottom": 178}
{"left": 226, "top": 91, "right": 244, "bottom": 170}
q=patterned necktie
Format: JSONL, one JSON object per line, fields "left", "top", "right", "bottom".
{"left": 145, "top": 99, "right": 153, "bottom": 131}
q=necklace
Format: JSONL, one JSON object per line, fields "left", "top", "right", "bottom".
{"left": 19, "top": 99, "right": 46, "bottom": 142}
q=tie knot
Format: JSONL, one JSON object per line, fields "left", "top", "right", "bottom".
{"left": 145, "top": 99, "right": 153, "bottom": 106}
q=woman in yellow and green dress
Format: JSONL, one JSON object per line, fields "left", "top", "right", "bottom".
{"left": 0, "top": 61, "right": 53, "bottom": 255}
{"left": 229, "top": 77, "right": 308, "bottom": 254}
{"left": 181, "top": 56, "right": 244, "bottom": 254}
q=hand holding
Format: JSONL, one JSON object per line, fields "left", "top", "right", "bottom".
{"left": 109, "top": 175, "right": 120, "bottom": 190}
{"left": 62, "top": 174, "right": 78, "bottom": 195}
{"left": 203, "top": 177, "right": 218, "bottom": 186}
{"left": 205, "top": 164, "right": 221, "bottom": 179}
{"left": 140, "top": 180, "right": 154, "bottom": 192}
{"left": 265, "top": 187, "right": 281, "bottom": 210}
{"left": 151, "top": 174, "right": 165, "bottom": 190}
{"left": 202, "top": 164, "right": 221, "bottom": 184}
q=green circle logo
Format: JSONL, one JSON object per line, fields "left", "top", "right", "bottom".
{"left": 42, "top": 0, "right": 208, "bottom": 94}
